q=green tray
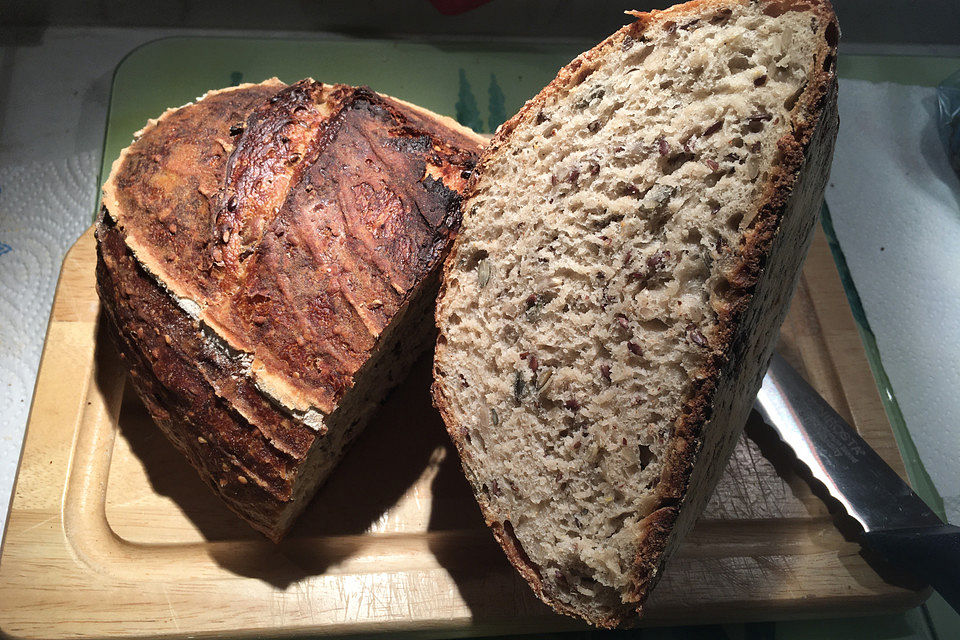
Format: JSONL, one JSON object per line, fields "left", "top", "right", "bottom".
{"left": 98, "top": 37, "right": 956, "bottom": 639}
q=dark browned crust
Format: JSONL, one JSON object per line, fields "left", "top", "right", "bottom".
{"left": 97, "top": 80, "right": 484, "bottom": 539}
{"left": 432, "top": 0, "right": 839, "bottom": 628}
{"left": 105, "top": 79, "right": 482, "bottom": 414}
{"left": 208, "top": 85, "right": 480, "bottom": 413}
{"left": 212, "top": 81, "right": 353, "bottom": 291}
{"left": 104, "top": 80, "right": 285, "bottom": 302}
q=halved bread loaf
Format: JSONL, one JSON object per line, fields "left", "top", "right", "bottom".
{"left": 96, "top": 79, "right": 484, "bottom": 540}
{"left": 433, "top": 0, "right": 838, "bottom": 626}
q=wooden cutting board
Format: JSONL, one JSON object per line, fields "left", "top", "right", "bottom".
{"left": 0, "top": 222, "right": 927, "bottom": 639}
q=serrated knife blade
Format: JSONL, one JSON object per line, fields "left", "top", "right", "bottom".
{"left": 756, "top": 352, "right": 960, "bottom": 612}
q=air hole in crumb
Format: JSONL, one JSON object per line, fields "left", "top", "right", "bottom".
{"left": 762, "top": 1, "right": 793, "bottom": 17}
{"left": 710, "top": 9, "right": 732, "bottom": 24}
{"left": 586, "top": 119, "right": 604, "bottom": 133}
{"left": 770, "top": 148, "right": 786, "bottom": 167}
{"left": 713, "top": 277, "right": 732, "bottom": 299}
{"left": 503, "top": 520, "right": 541, "bottom": 577}
{"left": 784, "top": 84, "right": 805, "bottom": 111}
{"left": 638, "top": 444, "right": 655, "bottom": 468}
{"left": 610, "top": 512, "right": 630, "bottom": 536}
{"left": 609, "top": 512, "right": 628, "bottom": 535}
{"left": 703, "top": 120, "right": 723, "bottom": 137}
{"left": 617, "top": 182, "right": 641, "bottom": 198}
{"left": 464, "top": 249, "right": 489, "bottom": 270}
{"left": 640, "top": 319, "right": 670, "bottom": 332}
{"left": 663, "top": 153, "right": 693, "bottom": 175}
{"left": 685, "top": 228, "right": 702, "bottom": 243}
{"left": 727, "top": 55, "right": 750, "bottom": 73}
{"left": 574, "top": 575, "right": 602, "bottom": 596}
{"left": 728, "top": 211, "right": 744, "bottom": 230}
{"left": 646, "top": 209, "right": 673, "bottom": 235}
{"left": 825, "top": 21, "right": 839, "bottom": 47}
{"left": 771, "top": 66, "right": 791, "bottom": 83}
{"left": 539, "top": 396, "right": 560, "bottom": 412}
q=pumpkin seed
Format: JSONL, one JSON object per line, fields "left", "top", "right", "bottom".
{"left": 477, "top": 259, "right": 491, "bottom": 287}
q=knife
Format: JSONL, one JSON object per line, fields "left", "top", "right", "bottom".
{"left": 755, "top": 352, "right": 960, "bottom": 613}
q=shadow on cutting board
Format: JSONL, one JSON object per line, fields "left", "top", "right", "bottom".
{"left": 111, "top": 345, "right": 513, "bottom": 593}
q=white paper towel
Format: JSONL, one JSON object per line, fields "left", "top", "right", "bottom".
{"left": 0, "top": 27, "right": 171, "bottom": 539}
{"left": 0, "top": 152, "right": 98, "bottom": 526}
{"left": 826, "top": 79, "right": 960, "bottom": 523}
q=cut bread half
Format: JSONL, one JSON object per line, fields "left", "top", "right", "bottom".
{"left": 97, "top": 79, "right": 484, "bottom": 540}
{"left": 433, "top": 0, "right": 838, "bottom": 626}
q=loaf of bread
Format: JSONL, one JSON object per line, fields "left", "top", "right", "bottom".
{"left": 433, "top": 0, "right": 838, "bottom": 626}
{"left": 96, "top": 79, "right": 485, "bottom": 540}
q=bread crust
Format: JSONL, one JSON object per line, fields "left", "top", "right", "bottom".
{"left": 97, "top": 80, "right": 484, "bottom": 539}
{"left": 432, "top": 0, "right": 839, "bottom": 626}
{"left": 97, "top": 214, "right": 300, "bottom": 535}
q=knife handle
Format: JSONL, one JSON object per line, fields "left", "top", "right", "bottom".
{"left": 863, "top": 523, "right": 960, "bottom": 614}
